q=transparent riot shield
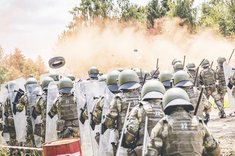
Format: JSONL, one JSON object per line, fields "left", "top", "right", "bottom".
{"left": 98, "top": 88, "right": 114, "bottom": 156}
{"left": 8, "top": 78, "right": 27, "bottom": 142}
{"left": 76, "top": 81, "right": 93, "bottom": 156}
{"left": 76, "top": 81, "right": 107, "bottom": 156}
{"left": 223, "top": 62, "right": 235, "bottom": 112}
{"left": 26, "top": 83, "right": 42, "bottom": 147}
{"left": 45, "top": 81, "right": 58, "bottom": 143}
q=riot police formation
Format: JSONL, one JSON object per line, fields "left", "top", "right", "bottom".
{"left": 146, "top": 88, "right": 221, "bottom": 156}
{"left": 48, "top": 77, "right": 79, "bottom": 139}
{"left": 0, "top": 56, "right": 233, "bottom": 156}
{"left": 199, "top": 59, "right": 226, "bottom": 118}
{"left": 123, "top": 80, "right": 166, "bottom": 156}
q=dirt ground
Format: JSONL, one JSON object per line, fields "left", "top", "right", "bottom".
{"left": 208, "top": 107, "right": 235, "bottom": 156}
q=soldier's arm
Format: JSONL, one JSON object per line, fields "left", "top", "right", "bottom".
{"left": 48, "top": 98, "right": 59, "bottom": 118}
{"left": 35, "top": 97, "right": 43, "bottom": 115}
{"left": 92, "top": 96, "right": 105, "bottom": 125}
{"left": 104, "top": 96, "right": 119, "bottom": 129}
{"left": 146, "top": 119, "right": 164, "bottom": 156}
{"left": 16, "top": 94, "right": 27, "bottom": 112}
{"left": 202, "top": 123, "right": 221, "bottom": 156}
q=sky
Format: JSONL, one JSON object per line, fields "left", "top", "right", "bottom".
{"left": 0, "top": 0, "right": 201, "bottom": 61}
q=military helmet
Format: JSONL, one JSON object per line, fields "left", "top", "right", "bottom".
{"left": 58, "top": 77, "right": 73, "bottom": 94}
{"left": 41, "top": 77, "right": 54, "bottom": 91}
{"left": 49, "top": 73, "right": 60, "bottom": 81}
{"left": 67, "top": 74, "right": 75, "bottom": 81}
{"left": 88, "top": 66, "right": 99, "bottom": 78}
{"left": 117, "top": 68, "right": 124, "bottom": 72}
{"left": 106, "top": 70, "right": 120, "bottom": 93}
{"left": 172, "top": 58, "right": 182, "bottom": 65}
{"left": 186, "top": 63, "right": 196, "bottom": 70}
{"left": 173, "top": 70, "right": 193, "bottom": 87}
{"left": 150, "top": 69, "right": 160, "bottom": 79}
{"left": 98, "top": 74, "right": 107, "bottom": 82}
{"left": 217, "top": 57, "right": 226, "bottom": 65}
{"left": 25, "top": 77, "right": 37, "bottom": 86}
{"left": 141, "top": 80, "right": 166, "bottom": 100}
{"left": 201, "top": 59, "right": 210, "bottom": 68}
{"left": 173, "top": 62, "right": 183, "bottom": 72}
{"left": 159, "top": 71, "right": 173, "bottom": 87}
{"left": 118, "top": 69, "right": 140, "bottom": 90}
{"left": 162, "top": 88, "right": 194, "bottom": 115}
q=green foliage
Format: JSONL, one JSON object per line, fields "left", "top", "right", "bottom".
{"left": 0, "top": 48, "right": 47, "bottom": 83}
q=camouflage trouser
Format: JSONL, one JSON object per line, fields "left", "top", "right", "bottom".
{"left": 6, "top": 132, "right": 20, "bottom": 156}
{"left": 217, "top": 85, "right": 227, "bottom": 105}
{"left": 204, "top": 86, "right": 225, "bottom": 117}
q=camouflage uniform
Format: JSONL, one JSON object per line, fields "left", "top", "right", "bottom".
{"left": 3, "top": 97, "right": 19, "bottom": 155}
{"left": 123, "top": 80, "right": 166, "bottom": 156}
{"left": 216, "top": 57, "right": 227, "bottom": 104}
{"left": 103, "top": 69, "right": 141, "bottom": 155}
{"left": 186, "top": 62, "right": 197, "bottom": 84}
{"left": 34, "top": 92, "right": 47, "bottom": 143}
{"left": 173, "top": 70, "right": 211, "bottom": 120}
{"left": 146, "top": 88, "right": 221, "bottom": 156}
{"left": 48, "top": 78, "right": 79, "bottom": 139}
{"left": 17, "top": 94, "right": 35, "bottom": 147}
{"left": 199, "top": 59, "right": 226, "bottom": 118}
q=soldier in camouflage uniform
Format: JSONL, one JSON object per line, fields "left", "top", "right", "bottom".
{"left": 48, "top": 77, "right": 79, "bottom": 139}
{"left": 186, "top": 62, "right": 196, "bottom": 84}
{"left": 33, "top": 77, "right": 54, "bottom": 143}
{"left": 16, "top": 78, "right": 38, "bottom": 149}
{"left": 173, "top": 62, "right": 184, "bottom": 73}
{"left": 103, "top": 69, "right": 141, "bottom": 155}
{"left": 173, "top": 70, "right": 211, "bottom": 123}
{"left": 88, "top": 66, "right": 100, "bottom": 80}
{"left": 199, "top": 59, "right": 226, "bottom": 118}
{"left": 123, "top": 80, "right": 166, "bottom": 156}
{"left": 146, "top": 88, "right": 221, "bottom": 156}
{"left": 159, "top": 71, "right": 173, "bottom": 90}
{"left": 3, "top": 82, "right": 19, "bottom": 155}
{"left": 216, "top": 57, "right": 227, "bottom": 105}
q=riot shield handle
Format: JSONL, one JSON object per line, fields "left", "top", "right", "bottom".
{"left": 228, "top": 49, "right": 235, "bottom": 64}
{"left": 116, "top": 102, "right": 131, "bottom": 156}
{"left": 194, "top": 86, "right": 205, "bottom": 115}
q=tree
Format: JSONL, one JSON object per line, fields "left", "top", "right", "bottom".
{"left": 168, "top": 0, "right": 197, "bottom": 28}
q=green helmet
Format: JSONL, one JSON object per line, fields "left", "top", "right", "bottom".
{"left": 41, "top": 77, "right": 54, "bottom": 91}
{"left": 49, "top": 73, "right": 60, "bottom": 81}
{"left": 141, "top": 80, "right": 166, "bottom": 100}
{"left": 186, "top": 63, "right": 196, "bottom": 70}
{"left": 58, "top": 77, "right": 73, "bottom": 94}
{"left": 162, "top": 88, "right": 193, "bottom": 115}
{"left": 173, "top": 62, "right": 183, "bottom": 72}
{"left": 150, "top": 69, "right": 159, "bottom": 79}
{"left": 172, "top": 58, "right": 182, "bottom": 65}
{"left": 88, "top": 66, "right": 99, "bottom": 78}
{"left": 67, "top": 74, "right": 76, "bottom": 81}
{"left": 25, "top": 77, "right": 37, "bottom": 86}
{"left": 217, "top": 57, "right": 226, "bottom": 65}
{"left": 98, "top": 74, "right": 107, "bottom": 82}
{"left": 132, "top": 68, "right": 145, "bottom": 82}
{"left": 118, "top": 69, "right": 140, "bottom": 90}
{"left": 106, "top": 70, "right": 120, "bottom": 93}
{"left": 159, "top": 71, "right": 173, "bottom": 87}
{"left": 201, "top": 59, "right": 210, "bottom": 68}
{"left": 173, "top": 70, "right": 193, "bottom": 87}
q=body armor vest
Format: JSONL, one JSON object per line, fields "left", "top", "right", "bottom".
{"left": 58, "top": 95, "right": 78, "bottom": 121}
{"left": 117, "top": 93, "right": 140, "bottom": 132}
{"left": 200, "top": 68, "right": 216, "bottom": 86}
{"left": 143, "top": 103, "right": 164, "bottom": 134}
{"left": 163, "top": 115, "right": 203, "bottom": 156}
{"left": 217, "top": 67, "right": 226, "bottom": 87}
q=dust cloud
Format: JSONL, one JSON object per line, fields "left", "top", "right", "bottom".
{"left": 53, "top": 17, "right": 235, "bottom": 78}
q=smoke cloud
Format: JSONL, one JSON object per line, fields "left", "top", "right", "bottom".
{"left": 53, "top": 17, "right": 235, "bottom": 78}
